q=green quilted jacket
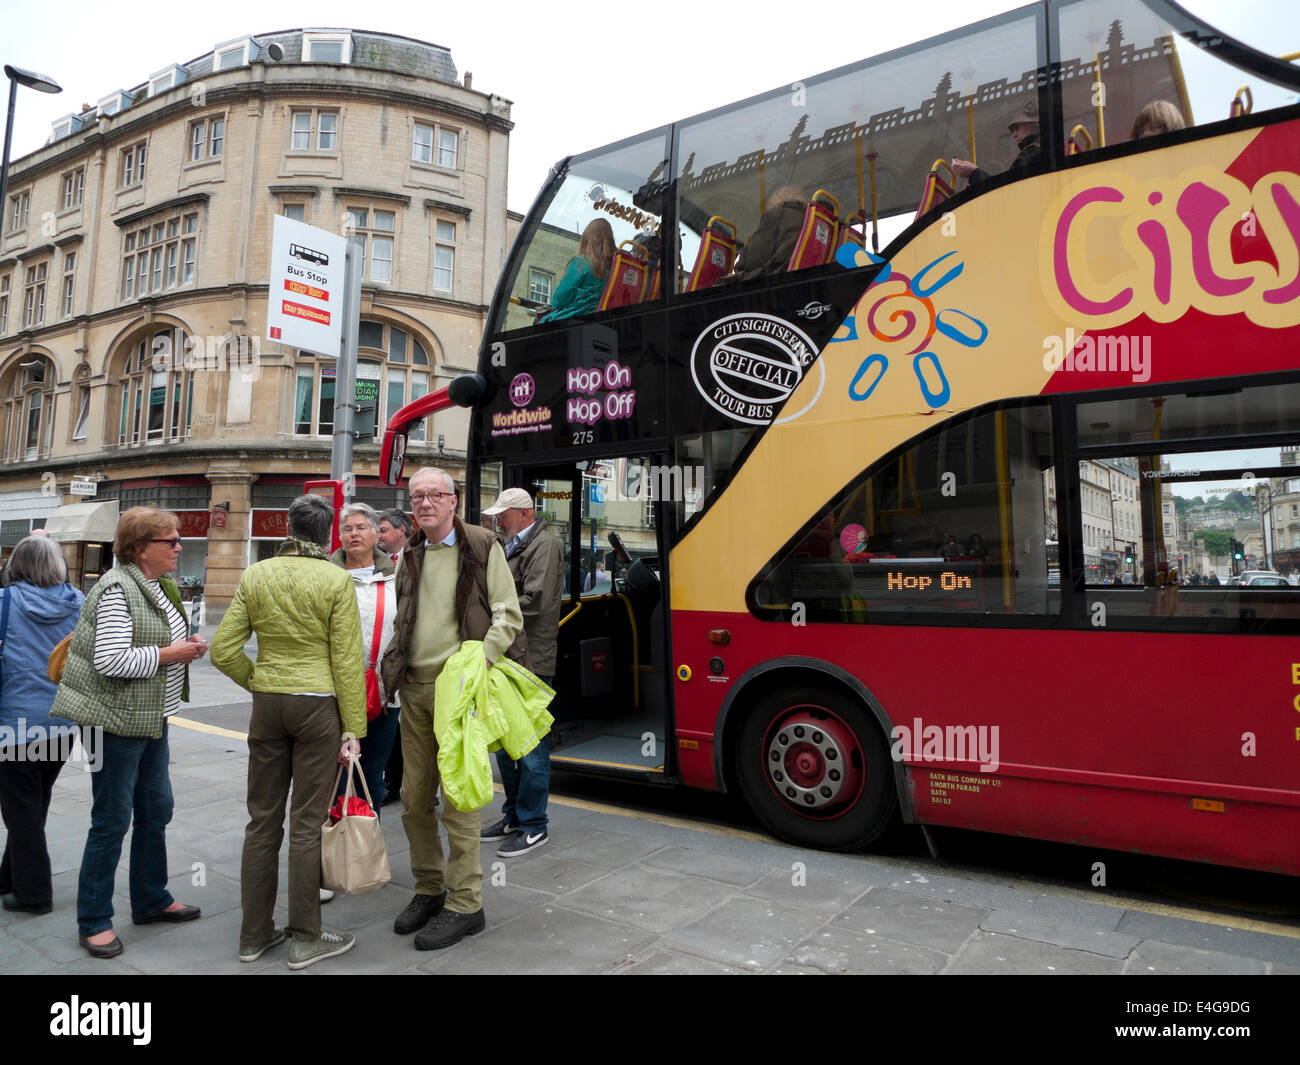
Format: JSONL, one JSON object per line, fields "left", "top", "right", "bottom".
{"left": 211, "top": 541, "right": 367, "bottom": 739}
{"left": 50, "top": 563, "right": 190, "bottom": 739}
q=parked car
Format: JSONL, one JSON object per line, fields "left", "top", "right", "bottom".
{"left": 1241, "top": 574, "right": 1290, "bottom": 587}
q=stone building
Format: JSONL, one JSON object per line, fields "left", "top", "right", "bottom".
{"left": 0, "top": 29, "right": 512, "bottom": 620}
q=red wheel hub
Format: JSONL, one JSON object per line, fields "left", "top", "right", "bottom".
{"left": 764, "top": 706, "right": 865, "bottom": 818}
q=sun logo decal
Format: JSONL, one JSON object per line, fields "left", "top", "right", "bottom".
{"left": 831, "top": 244, "right": 988, "bottom": 409}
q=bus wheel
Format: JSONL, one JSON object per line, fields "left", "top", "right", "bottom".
{"left": 737, "top": 687, "right": 897, "bottom": 851}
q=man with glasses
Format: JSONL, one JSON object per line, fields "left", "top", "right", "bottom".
{"left": 380, "top": 467, "right": 525, "bottom": 951}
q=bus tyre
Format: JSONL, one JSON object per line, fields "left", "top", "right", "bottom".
{"left": 737, "top": 687, "right": 897, "bottom": 852}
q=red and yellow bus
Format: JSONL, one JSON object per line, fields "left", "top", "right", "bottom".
{"left": 385, "top": 0, "right": 1300, "bottom": 874}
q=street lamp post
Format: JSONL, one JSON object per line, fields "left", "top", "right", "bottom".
{"left": 1, "top": 65, "right": 63, "bottom": 240}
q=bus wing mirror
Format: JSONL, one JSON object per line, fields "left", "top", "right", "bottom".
{"left": 378, "top": 373, "right": 487, "bottom": 487}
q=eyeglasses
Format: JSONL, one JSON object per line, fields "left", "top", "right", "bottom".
{"left": 410, "top": 491, "right": 454, "bottom": 504}
{"left": 150, "top": 537, "right": 183, "bottom": 548}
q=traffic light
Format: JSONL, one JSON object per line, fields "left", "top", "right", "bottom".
{"left": 1232, "top": 539, "right": 1244, "bottom": 561}
{"left": 1123, "top": 543, "right": 1135, "bottom": 565}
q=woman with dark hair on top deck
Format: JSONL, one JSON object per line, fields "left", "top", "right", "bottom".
{"left": 0, "top": 536, "right": 84, "bottom": 916}
{"left": 540, "top": 218, "right": 616, "bottom": 322}
{"left": 51, "top": 507, "right": 208, "bottom": 958}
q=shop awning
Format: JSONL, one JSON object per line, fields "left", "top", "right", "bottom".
{"left": 44, "top": 500, "right": 120, "bottom": 543}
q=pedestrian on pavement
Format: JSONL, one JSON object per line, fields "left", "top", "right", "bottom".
{"left": 377, "top": 509, "right": 412, "bottom": 563}
{"left": 0, "top": 536, "right": 85, "bottom": 916}
{"left": 51, "top": 507, "right": 208, "bottom": 959}
{"left": 329, "top": 503, "right": 399, "bottom": 811}
{"left": 211, "top": 493, "right": 366, "bottom": 970}
{"left": 377, "top": 508, "right": 413, "bottom": 803}
{"left": 479, "top": 489, "right": 562, "bottom": 857}
{"left": 380, "top": 467, "right": 525, "bottom": 950}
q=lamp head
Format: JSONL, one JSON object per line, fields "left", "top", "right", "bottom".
{"left": 4, "top": 66, "right": 62, "bottom": 94}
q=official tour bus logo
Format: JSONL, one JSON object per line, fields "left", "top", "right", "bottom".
{"left": 690, "top": 313, "right": 820, "bottom": 425}
{"left": 509, "top": 372, "right": 536, "bottom": 408}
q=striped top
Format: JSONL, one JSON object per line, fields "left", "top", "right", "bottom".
{"left": 93, "top": 580, "right": 188, "bottom": 716}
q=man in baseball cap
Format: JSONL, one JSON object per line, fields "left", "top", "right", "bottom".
{"left": 480, "top": 488, "right": 563, "bottom": 856}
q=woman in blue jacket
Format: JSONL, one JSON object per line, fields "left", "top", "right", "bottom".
{"left": 0, "top": 534, "right": 85, "bottom": 914}
{"left": 539, "top": 218, "right": 615, "bottom": 322}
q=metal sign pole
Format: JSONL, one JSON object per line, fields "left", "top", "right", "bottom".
{"left": 330, "top": 241, "right": 362, "bottom": 495}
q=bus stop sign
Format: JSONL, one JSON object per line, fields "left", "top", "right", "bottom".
{"left": 267, "top": 216, "right": 345, "bottom": 356}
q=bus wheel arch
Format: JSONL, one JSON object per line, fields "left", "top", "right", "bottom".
{"left": 721, "top": 664, "right": 906, "bottom": 851}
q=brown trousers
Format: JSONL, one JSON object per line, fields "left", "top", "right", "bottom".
{"left": 241, "top": 692, "right": 340, "bottom": 947}
{"left": 399, "top": 678, "right": 483, "bottom": 913}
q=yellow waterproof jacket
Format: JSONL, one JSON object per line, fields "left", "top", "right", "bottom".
{"left": 434, "top": 641, "right": 555, "bottom": 812}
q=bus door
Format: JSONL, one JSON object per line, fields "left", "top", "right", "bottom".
{"left": 497, "top": 456, "right": 671, "bottom": 779}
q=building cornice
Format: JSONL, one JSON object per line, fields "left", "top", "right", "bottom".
{"left": 114, "top": 193, "right": 212, "bottom": 229}
{"left": 16, "top": 244, "right": 55, "bottom": 262}
{"left": 335, "top": 186, "right": 412, "bottom": 206}
{"left": 424, "top": 198, "right": 471, "bottom": 218}
{"left": 266, "top": 184, "right": 322, "bottom": 198}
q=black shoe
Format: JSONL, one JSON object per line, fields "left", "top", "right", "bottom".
{"left": 381, "top": 787, "right": 401, "bottom": 807}
{"left": 2, "top": 893, "right": 52, "bottom": 915}
{"left": 132, "top": 903, "right": 201, "bottom": 925}
{"left": 394, "top": 891, "right": 446, "bottom": 935}
{"left": 479, "top": 816, "right": 517, "bottom": 842}
{"left": 79, "top": 932, "right": 124, "bottom": 959}
{"left": 413, "top": 907, "right": 485, "bottom": 950}
{"left": 498, "top": 830, "right": 548, "bottom": 857}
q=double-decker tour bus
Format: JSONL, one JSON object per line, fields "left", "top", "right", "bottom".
{"left": 383, "top": 0, "right": 1300, "bottom": 874}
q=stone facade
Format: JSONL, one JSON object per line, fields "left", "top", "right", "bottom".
{"left": 0, "top": 29, "right": 512, "bottom": 620}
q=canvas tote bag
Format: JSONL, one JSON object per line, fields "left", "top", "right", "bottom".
{"left": 321, "top": 756, "right": 391, "bottom": 894}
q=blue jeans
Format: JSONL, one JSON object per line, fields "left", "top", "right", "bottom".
{"left": 495, "top": 676, "right": 551, "bottom": 834}
{"left": 77, "top": 725, "right": 175, "bottom": 936}
{"left": 337, "top": 705, "right": 400, "bottom": 818}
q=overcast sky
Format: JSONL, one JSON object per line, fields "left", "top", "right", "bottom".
{"left": 2, "top": 0, "right": 1294, "bottom": 214}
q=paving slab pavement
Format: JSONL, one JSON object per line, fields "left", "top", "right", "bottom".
{"left": 4, "top": 672, "right": 1298, "bottom": 977}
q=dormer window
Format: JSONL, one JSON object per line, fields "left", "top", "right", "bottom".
{"left": 213, "top": 38, "right": 253, "bottom": 71}
{"left": 302, "top": 31, "right": 352, "bottom": 64}
{"left": 149, "top": 65, "right": 187, "bottom": 96}
{"left": 97, "top": 91, "right": 131, "bottom": 117}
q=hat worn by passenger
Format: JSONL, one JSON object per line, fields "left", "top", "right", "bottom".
{"left": 1007, "top": 100, "right": 1039, "bottom": 129}
{"left": 482, "top": 487, "right": 533, "bottom": 515}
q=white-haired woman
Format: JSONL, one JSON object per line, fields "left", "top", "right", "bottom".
{"left": 0, "top": 536, "right": 84, "bottom": 915}
{"left": 330, "top": 502, "right": 399, "bottom": 812}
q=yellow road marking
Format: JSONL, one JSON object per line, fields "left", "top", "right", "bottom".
{"left": 169, "top": 716, "right": 249, "bottom": 741}
{"left": 168, "top": 715, "right": 1300, "bottom": 938}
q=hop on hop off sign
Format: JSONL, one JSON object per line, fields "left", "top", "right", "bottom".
{"left": 267, "top": 216, "right": 346, "bottom": 356}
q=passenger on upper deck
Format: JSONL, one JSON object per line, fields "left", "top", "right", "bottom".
{"left": 727, "top": 186, "right": 807, "bottom": 283}
{"left": 1131, "top": 100, "right": 1186, "bottom": 139}
{"left": 951, "top": 102, "right": 1040, "bottom": 187}
{"left": 539, "top": 219, "right": 616, "bottom": 322}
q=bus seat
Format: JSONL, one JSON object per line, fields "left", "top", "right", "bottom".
{"left": 648, "top": 264, "right": 660, "bottom": 300}
{"left": 787, "top": 189, "right": 839, "bottom": 271}
{"left": 915, "top": 159, "right": 954, "bottom": 221}
{"left": 1230, "top": 85, "right": 1253, "bottom": 118}
{"left": 597, "top": 241, "right": 650, "bottom": 312}
{"left": 685, "top": 216, "right": 737, "bottom": 292}
{"left": 1066, "top": 124, "right": 1093, "bottom": 155}
{"left": 838, "top": 213, "right": 866, "bottom": 251}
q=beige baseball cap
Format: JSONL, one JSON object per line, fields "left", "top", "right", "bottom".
{"left": 482, "top": 487, "right": 534, "bottom": 515}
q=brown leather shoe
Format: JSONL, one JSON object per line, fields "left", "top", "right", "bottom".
{"left": 79, "top": 933, "right": 124, "bottom": 958}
